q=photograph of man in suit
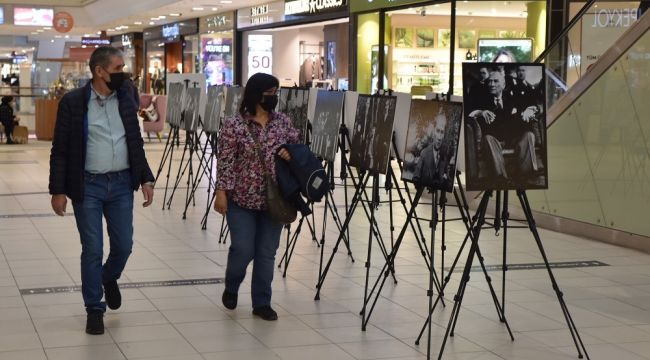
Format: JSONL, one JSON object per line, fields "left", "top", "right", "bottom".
{"left": 414, "top": 112, "right": 450, "bottom": 188}
{"left": 468, "top": 67, "right": 542, "bottom": 188}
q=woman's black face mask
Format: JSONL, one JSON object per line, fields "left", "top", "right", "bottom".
{"left": 260, "top": 94, "right": 278, "bottom": 112}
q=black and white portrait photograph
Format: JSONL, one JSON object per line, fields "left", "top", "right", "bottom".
{"left": 279, "top": 88, "right": 310, "bottom": 143}
{"left": 349, "top": 95, "right": 397, "bottom": 175}
{"left": 463, "top": 62, "right": 547, "bottom": 191}
{"left": 203, "top": 85, "right": 225, "bottom": 133}
{"left": 183, "top": 87, "right": 202, "bottom": 132}
{"left": 224, "top": 86, "right": 244, "bottom": 118}
{"left": 402, "top": 100, "right": 463, "bottom": 192}
{"left": 166, "top": 82, "right": 184, "bottom": 127}
{"left": 310, "top": 91, "right": 345, "bottom": 161}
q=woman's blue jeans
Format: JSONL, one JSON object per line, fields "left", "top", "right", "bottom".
{"left": 72, "top": 170, "right": 134, "bottom": 313}
{"left": 225, "top": 201, "right": 283, "bottom": 308}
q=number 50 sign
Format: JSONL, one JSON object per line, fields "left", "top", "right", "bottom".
{"left": 248, "top": 34, "right": 273, "bottom": 76}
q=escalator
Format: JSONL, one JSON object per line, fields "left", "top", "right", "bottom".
{"left": 524, "top": 2, "right": 650, "bottom": 249}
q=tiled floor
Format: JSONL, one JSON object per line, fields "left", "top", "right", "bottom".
{"left": 1, "top": 141, "right": 650, "bottom": 359}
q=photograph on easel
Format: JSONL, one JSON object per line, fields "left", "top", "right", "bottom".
{"left": 166, "top": 82, "right": 184, "bottom": 127}
{"left": 310, "top": 90, "right": 345, "bottom": 162}
{"left": 402, "top": 99, "right": 463, "bottom": 192}
{"left": 462, "top": 62, "right": 547, "bottom": 191}
{"left": 224, "top": 86, "right": 244, "bottom": 118}
{"left": 183, "top": 87, "right": 202, "bottom": 132}
{"left": 349, "top": 95, "right": 397, "bottom": 175}
{"left": 203, "top": 85, "right": 225, "bottom": 133}
{"left": 278, "top": 87, "right": 310, "bottom": 143}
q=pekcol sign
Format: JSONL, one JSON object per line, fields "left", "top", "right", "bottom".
{"left": 237, "top": 1, "right": 285, "bottom": 29}
{"left": 285, "top": 0, "right": 347, "bottom": 16}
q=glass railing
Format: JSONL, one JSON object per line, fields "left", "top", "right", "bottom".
{"left": 525, "top": 9, "right": 650, "bottom": 237}
{"left": 538, "top": 1, "right": 645, "bottom": 109}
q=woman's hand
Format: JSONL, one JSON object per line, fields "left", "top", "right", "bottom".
{"left": 278, "top": 148, "right": 291, "bottom": 162}
{"left": 214, "top": 190, "right": 228, "bottom": 215}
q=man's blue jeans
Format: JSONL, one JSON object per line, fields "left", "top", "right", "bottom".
{"left": 72, "top": 170, "right": 134, "bottom": 313}
{"left": 225, "top": 201, "right": 283, "bottom": 308}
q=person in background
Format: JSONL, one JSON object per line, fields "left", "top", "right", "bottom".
{"left": 49, "top": 46, "right": 155, "bottom": 335}
{"left": 214, "top": 72, "right": 299, "bottom": 321}
{"left": 0, "top": 96, "right": 18, "bottom": 144}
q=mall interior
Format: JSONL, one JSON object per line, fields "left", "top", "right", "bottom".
{"left": 0, "top": 0, "right": 648, "bottom": 359}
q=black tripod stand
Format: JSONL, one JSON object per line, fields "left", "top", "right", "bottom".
{"left": 435, "top": 189, "right": 589, "bottom": 360}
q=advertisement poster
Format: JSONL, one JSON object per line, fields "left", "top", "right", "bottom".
{"left": 202, "top": 36, "right": 233, "bottom": 86}
{"left": 14, "top": 7, "right": 53, "bottom": 26}
{"left": 248, "top": 34, "right": 273, "bottom": 78}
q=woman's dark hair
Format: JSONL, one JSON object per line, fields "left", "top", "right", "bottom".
{"left": 1, "top": 96, "right": 13, "bottom": 104}
{"left": 239, "top": 72, "right": 279, "bottom": 117}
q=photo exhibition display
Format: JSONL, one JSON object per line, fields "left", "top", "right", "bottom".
{"left": 310, "top": 90, "right": 345, "bottom": 162}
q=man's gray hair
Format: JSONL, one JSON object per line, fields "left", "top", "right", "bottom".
{"left": 89, "top": 46, "right": 123, "bottom": 74}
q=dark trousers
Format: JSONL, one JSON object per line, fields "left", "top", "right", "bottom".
{"left": 484, "top": 131, "right": 538, "bottom": 179}
{"left": 2, "top": 121, "right": 13, "bottom": 143}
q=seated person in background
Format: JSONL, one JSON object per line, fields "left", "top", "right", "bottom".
{"left": 468, "top": 69, "right": 539, "bottom": 187}
{"left": 0, "top": 96, "right": 19, "bottom": 144}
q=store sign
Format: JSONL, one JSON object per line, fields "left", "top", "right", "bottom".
{"left": 351, "top": 0, "right": 424, "bottom": 12}
{"left": 14, "top": 7, "right": 54, "bottom": 26}
{"left": 248, "top": 34, "right": 273, "bottom": 76}
{"left": 200, "top": 12, "right": 234, "bottom": 33}
{"left": 81, "top": 37, "right": 111, "bottom": 46}
{"left": 12, "top": 54, "right": 28, "bottom": 64}
{"left": 237, "top": 1, "right": 285, "bottom": 29}
{"left": 53, "top": 11, "right": 74, "bottom": 33}
{"left": 285, "top": 0, "right": 346, "bottom": 15}
{"left": 581, "top": 9, "right": 639, "bottom": 73}
{"left": 590, "top": 8, "right": 638, "bottom": 28}
{"left": 163, "top": 23, "right": 180, "bottom": 42}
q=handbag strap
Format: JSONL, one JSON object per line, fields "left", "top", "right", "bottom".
{"left": 246, "top": 121, "right": 271, "bottom": 177}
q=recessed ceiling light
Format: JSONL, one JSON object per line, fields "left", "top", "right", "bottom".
{"left": 220, "top": 0, "right": 232, "bottom": 3}
{"left": 150, "top": 17, "right": 158, "bottom": 20}
{"left": 64, "top": 35, "right": 70, "bottom": 38}
{"left": 158, "top": 15, "right": 166, "bottom": 19}
{"left": 122, "top": 25, "right": 129, "bottom": 29}
{"left": 82, "top": 45, "right": 87, "bottom": 48}
{"left": 50, "top": 39, "right": 55, "bottom": 43}
{"left": 55, "top": 35, "right": 62, "bottom": 38}
{"left": 192, "top": 7, "right": 204, "bottom": 11}
{"left": 149, "top": 21, "right": 155, "bottom": 25}
{"left": 211, "top": 7, "right": 218, "bottom": 11}
{"left": 31, "top": 32, "right": 38, "bottom": 35}
{"left": 169, "top": 13, "right": 181, "bottom": 17}
{"left": 134, "top": 21, "right": 143, "bottom": 25}
{"left": 37, "top": 29, "right": 44, "bottom": 32}
{"left": 44, "top": 27, "right": 52, "bottom": 30}
{"left": 97, "top": 31, "right": 101, "bottom": 34}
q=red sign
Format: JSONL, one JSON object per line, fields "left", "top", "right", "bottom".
{"left": 53, "top": 12, "right": 74, "bottom": 33}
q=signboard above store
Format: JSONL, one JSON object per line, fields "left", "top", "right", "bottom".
{"left": 81, "top": 37, "right": 111, "bottom": 46}
{"left": 237, "top": 1, "right": 285, "bottom": 29}
{"left": 285, "top": 0, "right": 347, "bottom": 16}
{"left": 350, "top": 0, "right": 425, "bottom": 13}
{"left": 199, "top": 12, "right": 234, "bottom": 33}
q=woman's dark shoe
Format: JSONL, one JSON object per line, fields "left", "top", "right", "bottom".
{"left": 103, "top": 280, "right": 121, "bottom": 310}
{"left": 222, "top": 289, "right": 238, "bottom": 310}
{"left": 252, "top": 306, "right": 278, "bottom": 321}
{"left": 86, "top": 312, "right": 104, "bottom": 335}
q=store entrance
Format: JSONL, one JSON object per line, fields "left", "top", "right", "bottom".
{"left": 242, "top": 18, "right": 349, "bottom": 89}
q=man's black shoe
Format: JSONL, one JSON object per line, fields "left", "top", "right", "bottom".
{"left": 86, "top": 312, "right": 104, "bottom": 335}
{"left": 252, "top": 306, "right": 278, "bottom": 321}
{"left": 222, "top": 289, "right": 237, "bottom": 310}
{"left": 104, "top": 280, "right": 121, "bottom": 310}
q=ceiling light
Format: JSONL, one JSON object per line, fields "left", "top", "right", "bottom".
{"left": 150, "top": 17, "right": 158, "bottom": 20}
{"left": 55, "top": 35, "right": 62, "bottom": 38}
{"left": 192, "top": 7, "right": 204, "bottom": 11}
{"left": 122, "top": 25, "right": 129, "bottom": 29}
{"left": 158, "top": 15, "right": 166, "bottom": 19}
{"left": 44, "top": 27, "right": 52, "bottom": 30}
{"left": 50, "top": 40, "right": 55, "bottom": 43}
{"left": 37, "top": 29, "right": 44, "bottom": 32}
{"left": 149, "top": 21, "right": 155, "bottom": 25}
{"left": 97, "top": 31, "right": 101, "bottom": 34}
{"left": 169, "top": 13, "right": 181, "bottom": 17}
{"left": 134, "top": 21, "right": 143, "bottom": 25}
{"left": 220, "top": 0, "right": 232, "bottom": 3}
{"left": 212, "top": 7, "right": 218, "bottom": 11}
{"left": 31, "top": 32, "right": 38, "bottom": 35}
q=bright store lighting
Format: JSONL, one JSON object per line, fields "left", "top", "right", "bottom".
{"left": 192, "top": 7, "right": 204, "bottom": 11}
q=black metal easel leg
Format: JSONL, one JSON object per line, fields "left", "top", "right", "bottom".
{"left": 501, "top": 190, "right": 510, "bottom": 320}
{"left": 361, "top": 173, "right": 380, "bottom": 331}
{"left": 517, "top": 190, "right": 589, "bottom": 360}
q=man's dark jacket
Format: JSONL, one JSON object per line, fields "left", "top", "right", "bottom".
{"left": 49, "top": 80, "right": 155, "bottom": 202}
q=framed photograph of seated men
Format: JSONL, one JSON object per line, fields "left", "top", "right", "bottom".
{"left": 402, "top": 100, "right": 463, "bottom": 192}
{"left": 462, "top": 62, "right": 547, "bottom": 191}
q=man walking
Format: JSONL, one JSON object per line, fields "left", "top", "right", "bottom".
{"left": 49, "top": 46, "right": 155, "bottom": 335}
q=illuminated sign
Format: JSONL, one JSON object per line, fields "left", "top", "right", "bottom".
{"left": 162, "top": 23, "right": 180, "bottom": 42}
{"left": 251, "top": 4, "right": 270, "bottom": 17}
{"left": 237, "top": 1, "right": 285, "bottom": 29}
{"left": 81, "top": 37, "right": 111, "bottom": 46}
{"left": 248, "top": 34, "right": 273, "bottom": 76}
{"left": 285, "top": 0, "right": 346, "bottom": 15}
{"left": 14, "top": 7, "right": 53, "bottom": 26}
{"left": 0, "top": 7, "right": 4, "bottom": 25}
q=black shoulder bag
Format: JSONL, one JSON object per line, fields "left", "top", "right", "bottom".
{"left": 247, "top": 123, "right": 297, "bottom": 225}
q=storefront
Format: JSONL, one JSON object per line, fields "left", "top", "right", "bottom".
{"left": 199, "top": 12, "right": 236, "bottom": 86}
{"left": 236, "top": 1, "right": 350, "bottom": 89}
{"left": 111, "top": 32, "right": 144, "bottom": 90}
{"left": 143, "top": 19, "right": 199, "bottom": 94}
{"left": 351, "top": 0, "right": 547, "bottom": 96}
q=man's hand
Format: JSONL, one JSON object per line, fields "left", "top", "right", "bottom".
{"left": 481, "top": 110, "right": 496, "bottom": 124}
{"left": 214, "top": 190, "right": 228, "bottom": 215}
{"left": 142, "top": 184, "right": 154, "bottom": 207}
{"left": 51, "top": 195, "right": 67, "bottom": 216}
{"left": 277, "top": 148, "right": 292, "bottom": 162}
{"left": 521, "top": 106, "right": 538, "bottom": 123}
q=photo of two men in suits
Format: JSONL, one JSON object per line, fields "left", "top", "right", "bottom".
{"left": 463, "top": 63, "right": 547, "bottom": 191}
